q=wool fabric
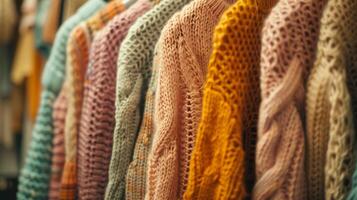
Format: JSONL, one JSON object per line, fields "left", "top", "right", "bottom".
{"left": 306, "top": 0, "right": 357, "bottom": 199}
{"left": 77, "top": 1, "right": 152, "bottom": 199}
{"left": 146, "top": 0, "right": 235, "bottom": 199}
{"left": 183, "top": 0, "right": 276, "bottom": 199}
{"left": 17, "top": 1, "right": 106, "bottom": 199}
{"left": 49, "top": 89, "right": 67, "bottom": 200}
{"left": 125, "top": 38, "right": 161, "bottom": 200}
{"left": 59, "top": 1, "right": 125, "bottom": 199}
{"left": 253, "top": 0, "right": 326, "bottom": 199}
{"left": 0, "top": 0, "right": 17, "bottom": 44}
{"left": 104, "top": 0, "right": 191, "bottom": 199}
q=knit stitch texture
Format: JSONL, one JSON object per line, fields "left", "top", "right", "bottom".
{"left": 183, "top": 1, "right": 276, "bottom": 199}
{"left": 59, "top": 1, "right": 125, "bottom": 199}
{"left": 253, "top": 0, "right": 326, "bottom": 199}
{"left": 146, "top": 0, "right": 235, "bottom": 199}
{"left": 104, "top": 0, "right": 191, "bottom": 199}
{"left": 77, "top": 1, "right": 152, "bottom": 199}
{"left": 49, "top": 89, "right": 67, "bottom": 200}
{"left": 306, "top": 0, "right": 357, "bottom": 199}
{"left": 17, "top": 1, "right": 105, "bottom": 199}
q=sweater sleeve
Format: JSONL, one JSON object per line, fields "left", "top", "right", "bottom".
{"left": 146, "top": 21, "right": 181, "bottom": 200}
{"left": 17, "top": 90, "right": 56, "bottom": 200}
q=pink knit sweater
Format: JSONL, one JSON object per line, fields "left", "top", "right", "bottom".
{"left": 77, "top": 1, "right": 152, "bottom": 199}
{"left": 146, "top": 0, "right": 234, "bottom": 199}
{"left": 253, "top": 0, "right": 326, "bottom": 199}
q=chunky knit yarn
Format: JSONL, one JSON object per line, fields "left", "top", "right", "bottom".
{"left": 59, "top": 1, "right": 125, "bottom": 199}
{"left": 77, "top": 1, "right": 152, "bottom": 199}
{"left": 306, "top": 0, "right": 357, "bottom": 199}
{"left": 104, "top": 0, "right": 191, "bottom": 199}
{"left": 183, "top": 1, "right": 276, "bottom": 199}
{"left": 146, "top": 0, "right": 235, "bottom": 199}
{"left": 49, "top": 89, "right": 67, "bottom": 200}
{"left": 17, "top": 1, "right": 105, "bottom": 199}
{"left": 253, "top": 0, "right": 326, "bottom": 199}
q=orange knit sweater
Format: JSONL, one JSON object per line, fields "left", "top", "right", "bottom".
{"left": 183, "top": 0, "right": 276, "bottom": 199}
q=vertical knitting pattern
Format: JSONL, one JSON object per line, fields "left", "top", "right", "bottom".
{"left": 17, "top": 1, "right": 105, "bottom": 199}
{"left": 60, "top": 1, "right": 126, "bottom": 199}
{"left": 146, "top": 1, "right": 235, "bottom": 199}
{"left": 125, "top": 39, "right": 161, "bottom": 200}
{"left": 253, "top": 0, "right": 326, "bottom": 199}
{"left": 183, "top": 1, "right": 276, "bottom": 199}
{"left": 49, "top": 89, "right": 67, "bottom": 200}
{"left": 77, "top": 1, "right": 152, "bottom": 199}
{"left": 104, "top": 0, "right": 191, "bottom": 199}
{"left": 306, "top": 0, "right": 357, "bottom": 199}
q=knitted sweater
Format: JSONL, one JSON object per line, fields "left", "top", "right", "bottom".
{"left": 17, "top": 1, "right": 105, "bottom": 199}
{"left": 306, "top": 0, "right": 357, "bottom": 199}
{"left": 77, "top": 1, "right": 152, "bottom": 199}
{"left": 253, "top": 0, "right": 326, "bottom": 199}
{"left": 183, "top": 1, "right": 276, "bottom": 199}
{"left": 49, "top": 89, "right": 67, "bottom": 200}
{"left": 125, "top": 38, "right": 161, "bottom": 200}
{"left": 59, "top": 1, "right": 125, "bottom": 199}
{"left": 104, "top": 0, "right": 191, "bottom": 199}
{"left": 146, "top": 0, "right": 234, "bottom": 199}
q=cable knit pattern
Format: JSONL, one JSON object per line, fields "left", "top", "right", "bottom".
{"left": 306, "top": 0, "right": 357, "bottom": 199}
{"left": 17, "top": 1, "right": 105, "bottom": 199}
{"left": 183, "top": 1, "right": 276, "bottom": 199}
{"left": 59, "top": 1, "right": 126, "bottom": 199}
{"left": 147, "top": 1, "right": 235, "bottom": 199}
{"left": 253, "top": 0, "right": 326, "bottom": 199}
{"left": 49, "top": 89, "right": 67, "bottom": 200}
{"left": 104, "top": 0, "right": 191, "bottom": 199}
{"left": 77, "top": 1, "right": 152, "bottom": 199}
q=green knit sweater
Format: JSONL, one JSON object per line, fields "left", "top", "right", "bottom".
{"left": 17, "top": 1, "right": 105, "bottom": 199}
{"left": 104, "top": 0, "right": 191, "bottom": 199}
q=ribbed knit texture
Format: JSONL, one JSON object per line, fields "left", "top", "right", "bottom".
{"left": 253, "top": 0, "right": 326, "bottom": 199}
{"left": 77, "top": 1, "right": 152, "bottom": 199}
{"left": 306, "top": 0, "right": 357, "bottom": 199}
{"left": 17, "top": 1, "right": 105, "bottom": 199}
{"left": 59, "top": 1, "right": 125, "bottom": 199}
{"left": 49, "top": 89, "right": 67, "bottom": 200}
{"left": 104, "top": 1, "right": 191, "bottom": 199}
{"left": 183, "top": 1, "right": 276, "bottom": 199}
{"left": 146, "top": 1, "right": 234, "bottom": 199}
{"left": 125, "top": 39, "right": 161, "bottom": 200}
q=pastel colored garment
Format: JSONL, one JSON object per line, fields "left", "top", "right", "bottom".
{"left": 49, "top": 89, "right": 67, "bottom": 200}
{"left": 146, "top": 0, "right": 235, "bottom": 199}
{"left": 58, "top": 1, "right": 125, "bottom": 199}
{"left": 104, "top": 0, "right": 191, "bottom": 199}
{"left": 77, "top": 0, "right": 152, "bottom": 199}
{"left": 253, "top": 0, "right": 326, "bottom": 199}
{"left": 306, "top": 0, "right": 357, "bottom": 199}
{"left": 183, "top": 0, "right": 276, "bottom": 199}
{"left": 17, "top": 1, "right": 106, "bottom": 199}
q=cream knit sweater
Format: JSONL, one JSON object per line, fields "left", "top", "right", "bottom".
{"left": 306, "top": 0, "right": 356, "bottom": 199}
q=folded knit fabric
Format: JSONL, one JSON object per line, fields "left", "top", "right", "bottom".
{"left": 49, "top": 89, "right": 67, "bottom": 200}
{"left": 306, "top": 0, "right": 357, "bottom": 199}
{"left": 253, "top": 0, "right": 326, "bottom": 199}
{"left": 104, "top": 0, "right": 191, "bottom": 199}
{"left": 183, "top": 1, "right": 277, "bottom": 199}
{"left": 17, "top": 1, "right": 106, "bottom": 199}
{"left": 77, "top": 1, "right": 152, "bottom": 199}
{"left": 146, "top": 0, "right": 235, "bottom": 199}
{"left": 59, "top": 1, "right": 126, "bottom": 199}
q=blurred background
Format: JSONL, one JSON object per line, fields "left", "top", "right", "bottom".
{"left": 0, "top": 0, "right": 86, "bottom": 198}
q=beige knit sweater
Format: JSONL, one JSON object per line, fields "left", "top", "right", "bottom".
{"left": 306, "top": 0, "right": 357, "bottom": 199}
